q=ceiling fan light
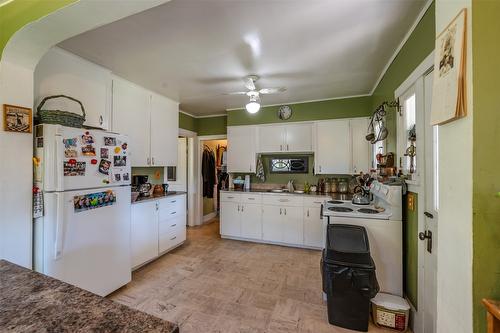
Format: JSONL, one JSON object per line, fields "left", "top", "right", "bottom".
{"left": 246, "top": 101, "right": 260, "bottom": 114}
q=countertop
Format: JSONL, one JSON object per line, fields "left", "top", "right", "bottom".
{"left": 0, "top": 260, "right": 179, "bottom": 333}
{"left": 220, "top": 189, "right": 353, "bottom": 201}
{"left": 133, "top": 191, "right": 187, "bottom": 204}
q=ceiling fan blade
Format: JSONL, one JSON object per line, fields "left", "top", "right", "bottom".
{"left": 259, "top": 87, "right": 287, "bottom": 94}
{"left": 223, "top": 91, "right": 248, "bottom": 96}
{"left": 243, "top": 76, "right": 256, "bottom": 91}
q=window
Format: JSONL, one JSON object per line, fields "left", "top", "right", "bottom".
{"left": 397, "top": 85, "right": 418, "bottom": 181}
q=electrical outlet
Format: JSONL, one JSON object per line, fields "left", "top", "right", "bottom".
{"left": 407, "top": 193, "right": 415, "bottom": 211}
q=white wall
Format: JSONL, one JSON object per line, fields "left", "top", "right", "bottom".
{"left": 435, "top": 1, "right": 473, "bottom": 332}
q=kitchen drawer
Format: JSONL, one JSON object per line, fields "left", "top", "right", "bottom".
{"left": 220, "top": 192, "right": 241, "bottom": 203}
{"left": 241, "top": 193, "right": 262, "bottom": 204}
{"left": 262, "top": 194, "right": 303, "bottom": 207}
{"left": 159, "top": 215, "right": 185, "bottom": 236}
{"left": 158, "top": 196, "right": 185, "bottom": 220}
{"left": 159, "top": 228, "right": 185, "bottom": 253}
{"left": 303, "top": 196, "right": 330, "bottom": 208}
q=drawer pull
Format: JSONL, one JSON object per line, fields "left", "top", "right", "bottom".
{"left": 248, "top": 198, "right": 255, "bottom": 200}
{"left": 170, "top": 200, "right": 176, "bottom": 203}
{"left": 227, "top": 196, "right": 235, "bottom": 199}
{"left": 314, "top": 201, "right": 322, "bottom": 204}
{"left": 171, "top": 224, "right": 177, "bottom": 227}
{"left": 171, "top": 211, "right": 176, "bottom": 215}
{"left": 170, "top": 236, "right": 177, "bottom": 240}
{"left": 279, "top": 199, "right": 289, "bottom": 202}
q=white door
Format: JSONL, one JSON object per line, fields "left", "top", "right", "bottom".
{"left": 421, "top": 70, "right": 438, "bottom": 333}
{"left": 42, "top": 186, "right": 131, "bottom": 296}
{"left": 150, "top": 93, "right": 178, "bottom": 167}
{"left": 315, "top": 119, "right": 351, "bottom": 174}
{"left": 258, "top": 125, "right": 285, "bottom": 152}
{"left": 112, "top": 76, "right": 151, "bottom": 167}
{"left": 227, "top": 126, "right": 257, "bottom": 173}
{"left": 303, "top": 207, "right": 325, "bottom": 247}
{"left": 240, "top": 203, "right": 262, "bottom": 239}
{"left": 131, "top": 200, "right": 158, "bottom": 268}
{"left": 282, "top": 206, "right": 303, "bottom": 245}
{"left": 285, "top": 123, "right": 313, "bottom": 152}
{"left": 262, "top": 205, "right": 282, "bottom": 242}
{"left": 168, "top": 138, "right": 188, "bottom": 191}
{"left": 350, "top": 118, "right": 372, "bottom": 173}
{"left": 220, "top": 201, "right": 241, "bottom": 237}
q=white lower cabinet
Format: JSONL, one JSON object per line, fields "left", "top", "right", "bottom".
{"left": 221, "top": 192, "right": 328, "bottom": 249}
{"left": 240, "top": 203, "right": 262, "bottom": 239}
{"left": 131, "top": 194, "right": 186, "bottom": 270}
{"left": 131, "top": 201, "right": 158, "bottom": 268}
{"left": 303, "top": 207, "right": 325, "bottom": 248}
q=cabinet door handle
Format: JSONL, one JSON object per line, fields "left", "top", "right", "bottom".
{"left": 170, "top": 236, "right": 177, "bottom": 241}
{"left": 147, "top": 157, "right": 151, "bottom": 165}
{"left": 237, "top": 205, "right": 240, "bottom": 212}
{"left": 280, "top": 144, "right": 282, "bottom": 151}
{"left": 99, "top": 115, "right": 103, "bottom": 126}
{"left": 241, "top": 205, "right": 244, "bottom": 212}
{"left": 152, "top": 157, "right": 155, "bottom": 165}
{"left": 319, "top": 166, "right": 322, "bottom": 172}
{"left": 307, "top": 209, "right": 309, "bottom": 217}
{"left": 280, "top": 208, "right": 282, "bottom": 215}
{"left": 284, "top": 208, "right": 287, "bottom": 215}
{"left": 287, "top": 144, "right": 289, "bottom": 151}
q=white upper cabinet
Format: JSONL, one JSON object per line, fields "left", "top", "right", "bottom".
{"left": 350, "top": 117, "right": 372, "bottom": 173}
{"left": 227, "top": 126, "right": 257, "bottom": 173}
{"left": 35, "top": 47, "right": 112, "bottom": 129}
{"left": 112, "top": 76, "right": 179, "bottom": 167}
{"left": 150, "top": 93, "right": 179, "bottom": 167}
{"left": 315, "top": 119, "right": 351, "bottom": 174}
{"left": 285, "top": 123, "right": 313, "bottom": 152}
{"left": 258, "top": 125, "right": 285, "bottom": 153}
{"left": 112, "top": 76, "right": 151, "bottom": 167}
{"left": 257, "top": 123, "right": 313, "bottom": 153}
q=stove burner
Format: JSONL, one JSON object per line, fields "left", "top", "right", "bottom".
{"left": 358, "top": 208, "right": 379, "bottom": 214}
{"left": 328, "top": 207, "right": 354, "bottom": 212}
{"left": 327, "top": 200, "right": 344, "bottom": 204}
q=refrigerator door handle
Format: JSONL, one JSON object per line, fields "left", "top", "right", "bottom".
{"left": 54, "top": 194, "right": 65, "bottom": 260}
{"left": 55, "top": 137, "right": 64, "bottom": 191}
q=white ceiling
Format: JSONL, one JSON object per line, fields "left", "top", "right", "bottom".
{"left": 59, "top": 0, "right": 428, "bottom": 116}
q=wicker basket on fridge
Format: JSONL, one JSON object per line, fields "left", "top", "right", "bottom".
{"left": 36, "top": 95, "right": 86, "bottom": 128}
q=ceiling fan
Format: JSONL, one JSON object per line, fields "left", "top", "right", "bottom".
{"left": 226, "top": 75, "right": 286, "bottom": 113}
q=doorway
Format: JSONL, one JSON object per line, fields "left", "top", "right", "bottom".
{"left": 197, "top": 136, "right": 227, "bottom": 224}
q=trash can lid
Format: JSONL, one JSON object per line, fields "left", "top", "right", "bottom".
{"left": 371, "top": 292, "right": 411, "bottom": 311}
{"left": 324, "top": 224, "right": 373, "bottom": 267}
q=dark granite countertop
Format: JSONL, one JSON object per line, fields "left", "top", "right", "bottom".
{"left": 220, "top": 189, "right": 353, "bottom": 201}
{"left": 0, "top": 260, "right": 179, "bottom": 333}
{"left": 133, "top": 191, "right": 187, "bottom": 205}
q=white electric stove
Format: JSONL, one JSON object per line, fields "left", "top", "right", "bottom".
{"left": 322, "top": 181, "right": 403, "bottom": 296}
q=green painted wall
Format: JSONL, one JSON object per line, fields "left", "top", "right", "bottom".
{"left": 227, "top": 96, "right": 372, "bottom": 126}
{"left": 179, "top": 113, "right": 227, "bottom": 135}
{"left": 131, "top": 167, "right": 164, "bottom": 185}
{"left": 472, "top": 1, "right": 500, "bottom": 332}
{"left": 0, "top": 0, "right": 77, "bottom": 58}
{"left": 197, "top": 115, "right": 227, "bottom": 135}
{"left": 371, "top": 2, "right": 436, "bottom": 155}
{"left": 179, "top": 112, "right": 197, "bottom": 133}
{"left": 403, "top": 192, "right": 419, "bottom": 308}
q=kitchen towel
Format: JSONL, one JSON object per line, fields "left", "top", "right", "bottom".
{"left": 256, "top": 154, "right": 265, "bottom": 182}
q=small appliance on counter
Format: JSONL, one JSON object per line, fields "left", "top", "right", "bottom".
{"left": 132, "top": 175, "right": 152, "bottom": 197}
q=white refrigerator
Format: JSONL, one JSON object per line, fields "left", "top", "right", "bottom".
{"left": 34, "top": 124, "right": 132, "bottom": 296}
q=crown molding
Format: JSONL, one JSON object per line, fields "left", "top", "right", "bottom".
{"left": 369, "top": 0, "right": 434, "bottom": 95}
{"left": 179, "top": 110, "right": 227, "bottom": 118}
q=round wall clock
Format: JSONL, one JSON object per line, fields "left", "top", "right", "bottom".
{"left": 278, "top": 105, "right": 292, "bottom": 120}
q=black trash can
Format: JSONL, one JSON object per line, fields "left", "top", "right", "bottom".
{"left": 321, "top": 224, "right": 379, "bottom": 332}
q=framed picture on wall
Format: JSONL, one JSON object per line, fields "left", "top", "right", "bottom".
{"left": 431, "top": 8, "right": 467, "bottom": 125}
{"left": 3, "top": 104, "right": 32, "bottom": 133}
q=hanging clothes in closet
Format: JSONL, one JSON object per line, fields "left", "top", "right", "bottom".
{"left": 202, "top": 145, "right": 216, "bottom": 198}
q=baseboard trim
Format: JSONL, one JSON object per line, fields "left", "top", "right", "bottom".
{"left": 220, "top": 235, "right": 322, "bottom": 251}
{"left": 202, "top": 212, "right": 217, "bottom": 223}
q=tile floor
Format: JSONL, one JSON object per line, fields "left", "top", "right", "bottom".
{"left": 111, "top": 219, "right": 399, "bottom": 333}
